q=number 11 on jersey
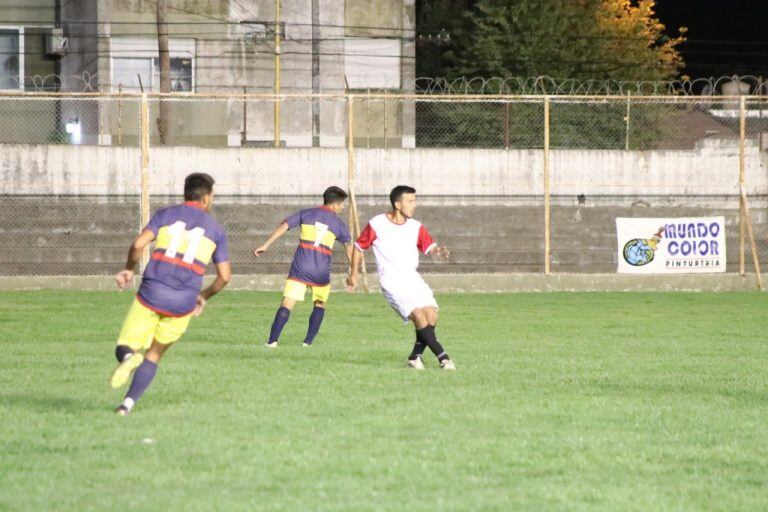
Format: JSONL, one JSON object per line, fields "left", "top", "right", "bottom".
{"left": 165, "top": 221, "right": 206, "bottom": 263}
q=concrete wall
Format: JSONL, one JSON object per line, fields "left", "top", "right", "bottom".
{"left": 1, "top": 196, "right": 761, "bottom": 276}
{"left": 0, "top": 0, "right": 55, "bottom": 25}
{"left": 2, "top": 141, "right": 766, "bottom": 279}
{"left": 2, "top": 143, "right": 765, "bottom": 197}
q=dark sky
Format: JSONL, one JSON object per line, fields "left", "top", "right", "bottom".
{"left": 655, "top": 0, "right": 768, "bottom": 78}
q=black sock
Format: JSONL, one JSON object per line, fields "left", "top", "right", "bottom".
{"left": 408, "top": 336, "right": 426, "bottom": 361}
{"left": 416, "top": 325, "right": 449, "bottom": 362}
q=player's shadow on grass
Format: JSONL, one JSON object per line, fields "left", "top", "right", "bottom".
{"left": 254, "top": 346, "right": 396, "bottom": 368}
{"left": 0, "top": 392, "right": 100, "bottom": 413}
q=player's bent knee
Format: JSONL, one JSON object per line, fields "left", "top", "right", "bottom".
{"left": 145, "top": 340, "right": 172, "bottom": 363}
{"left": 115, "top": 344, "right": 134, "bottom": 363}
{"left": 409, "top": 308, "right": 428, "bottom": 327}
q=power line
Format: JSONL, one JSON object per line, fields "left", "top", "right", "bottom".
{"left": 19, "top": 21, "right": 766, "bottom": 50}
{"left": 0, "top": 18, "right": 416, "bottom": 32}
{"left": 11, "top": 31, "right": 417, "bottom": 42}
{"left": 0, "top": 47, "right": 698, "bottom": 69}
{"left": 19, "top": 17, "right": 768, "bottom": 46}
{"left": 0, "top": 48, "right": 416, "bottom": 59}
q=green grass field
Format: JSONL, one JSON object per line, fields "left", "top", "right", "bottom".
{"left": 1, "top": 290, "right": 766, "bottom": 511}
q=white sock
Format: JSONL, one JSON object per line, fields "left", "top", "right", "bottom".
{"left": 121, "top": 397, "right": 135, "bottom": 411}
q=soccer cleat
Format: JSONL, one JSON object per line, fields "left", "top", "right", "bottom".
{"left": 302, "top": 342, "right": 311, "bottom": 347}
{"left": 407, "top": 356, "right": 425, "bottom": 370}
{"left": 265, "top": 341, "right": 278, "bottom": 348}
{"left": 115, "top": 404, "right": 130, "bottom": 416}
{"left": 110, "top": 352, "right": 144, "bottom": 388}
{"left": 440, "top": 358, "right": 456, "bottom": 371}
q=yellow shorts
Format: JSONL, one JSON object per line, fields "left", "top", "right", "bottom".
{"left": 117, "top": 298, "right": 193, "bottom": 350}
{"left": 283, "top": 279, "right": 331, "bottom": 303}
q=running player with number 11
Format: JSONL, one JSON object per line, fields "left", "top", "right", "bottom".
{"left": 110, "top": 173, "right": 231, "bottom": 415}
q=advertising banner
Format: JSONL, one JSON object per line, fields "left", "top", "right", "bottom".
{"left": 616, "top": 217, "right": 726, "bottom": 273}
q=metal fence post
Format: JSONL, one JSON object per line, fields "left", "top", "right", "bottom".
{"left": 544, "top": 96, "right": 551, "bottom": 275}
{"left": 504, "top": 100, "right": 510, "bottom": 149}
{"left": 347, "top": 94, "right": 369, "bottom": 292}
{"left": 347, "top": 93, "right": 355, "bottom": 237}
{"left": 139, "top": 92, "right": 150, "bottom": 274}
{"left": 117, "top": 84, "right": 123, "bottom": 145}
{"left": 624, "top": 91, "right": 631, "bottom": 151}
{"left": 739, "top": 95, "right": 746, "bottom": 276}
{"left": 738, "top": 96, "right": 764, "bottom": 289}
{"left": 383, "top": 89, "right": 388, "bottom": 149}
{"left": 366, "top": 88, "right": 371, "bottom": 148}
{"left": 241, "top": 86, "right": 247, "bottom": 145}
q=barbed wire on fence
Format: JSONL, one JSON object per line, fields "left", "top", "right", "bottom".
{"left": 14, "top": 72, "right": 100, "bottom": 92}
{"left": 414, "top": 76, "right": 768, "bottom": 96}
{"left": 11, "top": 72, "right": 768, "bottom": 96}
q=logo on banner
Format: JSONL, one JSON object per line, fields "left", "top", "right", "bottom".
{"left": 622, "top": 227, "right": 665, "bottom": 266}
{"left": 616, "top": 217, "right": 726, "bottom": 274}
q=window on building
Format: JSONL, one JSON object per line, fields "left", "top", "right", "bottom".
{"left": 110, "top": 38, "right": 195, "bottom": 92}
{"left": 113, "top": 57, "right": 152, "bottom": 91}
{"left": 0, "top": 28, "right": 23, "bottom": 90}
{"left": 113, "top": 57, "right": 193, "bottom": 92}
{"left": 157, "top": 58, "right": 193, "bottom": 92}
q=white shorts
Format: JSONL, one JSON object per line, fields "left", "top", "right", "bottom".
{"left": 380, "top": 272, "right": 439, "bottom": 322}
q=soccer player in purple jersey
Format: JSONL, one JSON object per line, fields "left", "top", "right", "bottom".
{"left": 110, "top": 173, "right": 231, "bottom": 416}
{"left": 253, "top": 186, "right": 352, "bottom": 347}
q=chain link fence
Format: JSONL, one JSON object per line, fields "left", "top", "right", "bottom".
{"left": 1, "top": 92, "right": 765, "bottom": 283}
{"left": 548, "top": 97, "right": 745, "bottom": 273}
{"left": 0, "top": 95, "right": 143, "bottom": 276}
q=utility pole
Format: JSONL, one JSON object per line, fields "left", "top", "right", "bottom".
{"left": 311, "top": 0, "right": 320, "bottom": 147}
{"left": 274, "top": 0, "right": 281, "bottom": 147}
{"left": 156, "top": 0, "right": 170, "bottom": 144}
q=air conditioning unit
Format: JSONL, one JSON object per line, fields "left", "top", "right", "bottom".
{"left": 46, "top": 28, "right": 69, "bottom": 56}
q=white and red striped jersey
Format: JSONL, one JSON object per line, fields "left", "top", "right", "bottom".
{"left": 355, "top": 213, "right": 437, "bottom": 277}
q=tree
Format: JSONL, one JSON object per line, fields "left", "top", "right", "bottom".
{"left": 445, "top": 0, "right": 685, "bottom": 81}
{"left": 416, "top": 0, "right": 473, "bottom": 78}
{"left": 415, "top": 0, "right": 687, "bottom": 149}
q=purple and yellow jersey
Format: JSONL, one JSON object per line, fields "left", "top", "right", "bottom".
{"left": 137, "top": 202, "right": 229, "bottom": 316}
{"left": 284, "top": 206, "right": 351, "bottom": 286}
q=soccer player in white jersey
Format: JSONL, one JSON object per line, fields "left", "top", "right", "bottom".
{"left": 347, "top": 185, "right": 456, "bottom": 370}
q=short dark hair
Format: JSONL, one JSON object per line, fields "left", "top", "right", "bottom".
{"left": 323, "top": 186, "right": 348, "bottom": 205}
{"left": 184, "top": 173, "right": 215, "bottom": 201}
{"left": 389, "top": 185, "right": 416, "bottom": 209}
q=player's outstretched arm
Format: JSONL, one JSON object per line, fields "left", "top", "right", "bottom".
{"left": 253, "top": 222, "right": 289, "bottom": 257}
{"left": 116, "top": 229, "right": 156, "bottom": 289}
{"left": 344, "top": 243, "right": 354, "bottom": 267}
{"left": 195, "top": 261, "right": 232, "bottom": 316}
{"left": 346, "top": 247, "right": 362, "bottom": 290}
